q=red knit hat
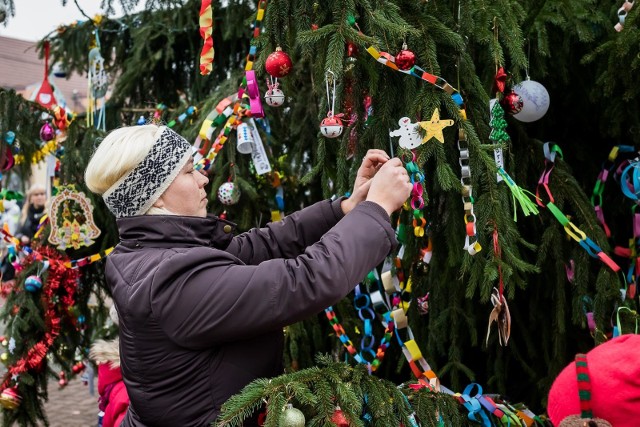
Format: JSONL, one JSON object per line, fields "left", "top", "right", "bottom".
{"left": 547, "top": 334, "right": 640, "bottom": 426}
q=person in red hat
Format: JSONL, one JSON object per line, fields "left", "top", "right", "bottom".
{"left": 547, "top": 334, "right": 640, "bottom": 426}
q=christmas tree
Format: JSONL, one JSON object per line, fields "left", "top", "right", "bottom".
{"left": 0, "top": 0, "right": 639, "bottom": 425}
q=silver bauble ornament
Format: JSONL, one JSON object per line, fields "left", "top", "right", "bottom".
{"left": 280, "top": 405, "right": 305, "bottom": 427}
{"left": 512, "top": 79, "right": 550, "bottom": 122}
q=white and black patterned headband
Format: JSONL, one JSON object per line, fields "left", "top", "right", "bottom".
{"left": 103, "top": 127, "right": 192, "bottom": 217}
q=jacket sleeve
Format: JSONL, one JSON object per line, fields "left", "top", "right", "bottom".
{"left": 224, "top": 198, "right": 345, "bottom": 265}
{"left": 150, "top": 202, "right": 395, "bottom": 349}
{"left": 103, "top": 382, "right": 129, "bottom": 427}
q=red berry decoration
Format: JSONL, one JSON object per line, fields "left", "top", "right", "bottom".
{"left": 265, "top": 46, "right": 293, "bottom": 78}
{"left": 395, "top": 43, "right": 416, "bottom": 70}
{"left": 500, "top": 90, "right": 524, "bottom": 115}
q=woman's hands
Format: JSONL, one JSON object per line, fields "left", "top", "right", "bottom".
{"left": 341, "top": 150, "right": 412, "bottom": 216}
{"left": 366, "top": 158, "right": 412, "bottom": 216}
{"left": 341, "top": 150, "right": 389, "bottom": 214}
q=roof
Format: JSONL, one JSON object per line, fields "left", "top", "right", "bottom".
{"left": 0, "top": 35, "right": 88, "bottom": 112}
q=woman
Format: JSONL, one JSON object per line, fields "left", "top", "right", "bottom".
{"left": 17, "top": 184, "right": 47, "bottom": 245}
{"left": 84, "top": 124, "right": 411, "bottom": 426}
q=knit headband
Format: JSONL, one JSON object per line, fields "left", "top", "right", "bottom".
{"left": 103, "top": 127, "right": 192, "bottom": 218}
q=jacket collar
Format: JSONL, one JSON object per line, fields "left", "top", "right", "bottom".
{"left": 116, "top": 214, "right": 236, "bottom": 250}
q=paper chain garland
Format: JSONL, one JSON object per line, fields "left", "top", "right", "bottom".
{"left": 199, "top": 0, "right": 214, "bottom": 75}
{"left": 457, "top": 129, "right": 482, "bottom": 255}
{"left": 385, "top": 244, "right": 537, "bottom": 425}
{"left": 404, "top": 152, "right": 427, "bottom": 237}
{"left": 591, "top": 145, "right": 636, "bottom": 238}
{"left": 352, "top": 17, "right": 483, "bottom": 255}
{"left": 362, "top": 44, "right": 464, "bottom": 109}
{"left": 326, "top": 27, "right": 548, "bottom": 416}
{"left": 324, "top": 275, "right": 395, "bottom": 373}
{"left": 536, "top": 142, "right": 622, "bottom": 279}
{"left": 244, "top": 0, "right": 267, "bottom": 72}
{"left": 590, "top": 145, "right": 640, "bottom": 299}
{"left": 195, "top": 0, "right": 268, "bottom": 171}
{"left": 146, "top": 104, "right": 198, "bottom": 128}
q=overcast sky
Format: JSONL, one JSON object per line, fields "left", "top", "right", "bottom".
{"left": 1, "top": 0, "right": 143, "bottom": 41}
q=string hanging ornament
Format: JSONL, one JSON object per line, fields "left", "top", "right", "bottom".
{"left": 512, "top": 39, "right": 550, "bottom": 123}
{"left": 32, "top": 41, "right": 58, "bottom": 109}
{"left": 264, "top": 77, "right": 285, "bottom": 107}
{"left": 394, "top": 35, "right": 416, "bottom": 71}
{"left": 24, "top": 260, "right": 49, "bottom": 293}
{"left": 320, "top": 70, "right": 344, "bottom": 138}
{"left": 218, "top": 166, "right": 241, "bottom": 206}
{"left": 87, "top": 29, "right": 109, "bottom": 131}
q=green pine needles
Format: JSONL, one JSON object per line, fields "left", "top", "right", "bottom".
{"left": 1, "top": 0, "right": 639, "bottom": 424}
{"left": 215, "top": 355, "right": 470, "bottom": 427}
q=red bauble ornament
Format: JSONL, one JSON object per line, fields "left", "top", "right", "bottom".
{"left": 265, "top": 47, "right": 293, "bottom": 78}
{"left": 395, "top": 44, "right": 416, "bottom": 71}
{"left": 330, "top": 408, "right": 349, "bottom": 427}
{"left": 500, "top": 90, "right": 524, "bottom": 115}
{"left": 347, "top": 42, "right": 359, "bottom": 58}
{"left": 72, "top": 361, "right": 85, "bottom": 374}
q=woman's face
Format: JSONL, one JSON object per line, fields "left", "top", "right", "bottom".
{"left": 30, "top": 190, "right": 46, "bottom": 208}
{"left": 154, "top": 159, "right": 210, "bottom": 217}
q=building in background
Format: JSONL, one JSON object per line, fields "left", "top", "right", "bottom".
{"left": 0, "top": 35, "right": 88, "bottom": 112}
{"left": 0, "top": 35, "right": 88, "bottom": 191}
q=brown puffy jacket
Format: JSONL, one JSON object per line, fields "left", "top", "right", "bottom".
{"left": 106, "top": 199, "right": 396, "bottom": 426}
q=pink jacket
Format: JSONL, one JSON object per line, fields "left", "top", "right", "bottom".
{"left": 91, "top": 338, "right": 129, "bottom": 427}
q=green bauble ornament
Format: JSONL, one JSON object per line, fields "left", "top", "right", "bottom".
{"left": 280, "top": 404, "right": 305, "bottom": 427}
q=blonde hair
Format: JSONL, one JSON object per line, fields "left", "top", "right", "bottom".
{"left": 84, "top": 125, "right": 174, "bottom": 215}
{"left": 20, "top": 184, "right": 47, "bottom": 224}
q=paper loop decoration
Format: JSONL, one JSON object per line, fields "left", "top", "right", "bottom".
{"left": 245, "top": 70, "right": 264, "bottom": 118}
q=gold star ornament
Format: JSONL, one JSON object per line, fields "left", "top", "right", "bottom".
{"left": 419, "top": 108, "right": 454, "bottom": 144}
